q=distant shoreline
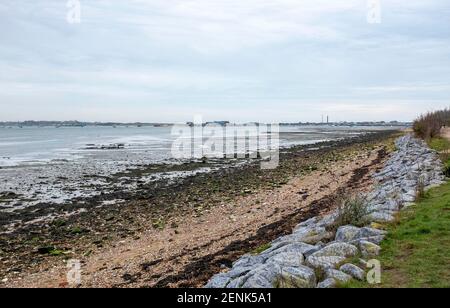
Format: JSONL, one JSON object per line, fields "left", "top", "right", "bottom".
{"left": 0, "top": 120, "right": 411, "bottom": 128}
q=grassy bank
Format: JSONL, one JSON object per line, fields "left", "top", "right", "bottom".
{"left": 345, "top": 137, "right": 450, "bottom": 288}
{"left": 428, "top": 137, "right": 450, "bottom": 152}
{"left": 375, "top": 183, "right": 449, "bottom": 288}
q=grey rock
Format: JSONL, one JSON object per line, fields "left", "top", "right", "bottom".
{"left": 205, "top": 273, "right": 232, "bottom": 288}
{"left": 275, "top": 266, "right": 317, "bottom": 288}
{"left": 226, "top": 277, "right": 246, "bottom": 288}
{"left": 266, "top": 251, "right": 304, "bottom": 268}
{"left": 291, "top": 226, "right": 334, "bottom": 244}
{"left": 335, "top": 225, "right": 361, "bottom": 242}
{"left": 311, "top": 242, "right": 359, "bottom": 258}
{"left": 241, "top": 263, "right": 282, "bottom": 288}
{"left": 295, "top": 217, "right": 319, "bottom": 229}
{"left": 261, "top": 242, "right": 317, "bottom": 260}
{"left": 358, "top": 227, "right": 386, "bottom": 238}
{"left": 352, "top": 235, "right": 385, "bottom": 245}
{"left": 303, "top": 245, "right": 322, "bottom": 258}
{"left": 306, "top": 255, "right": 346, "bottom": 270}
{"left": 316, "top": 212, "right": 339, "bottom": 228}
{"left": 325, "top": 269, "right": 353, "bottom": 283}
{"left": 364, "top": 211, "right": 395, "bottom": 223}
{"left": 402, "top": 192, "right": 416, "bottom": 203}
{"left": 232, "top": 254, "right": 265, "bottom": 269}
{"left": 270, "top": 234, "right": 295, "bottom": 246}
{"left": 339, "top": 263, "right": 365, "bottom": 281}
{"left": 241, "top": 274, "right": 273, "bottom": 288}
{"left": 359, "top": 240, "right": 381, "bottom": 257}
{"left": 368, "top": 200, "right": 400, "bottom": 212}
{"left": 317, "top": 278, "right": 337, "bottom": 289}
{"left": 226, "top": 266, "right": 253, "bottom": 279}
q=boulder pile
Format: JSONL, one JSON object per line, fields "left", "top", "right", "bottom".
{"left": 205, "top": 135, "right": 445, "bottom": 288}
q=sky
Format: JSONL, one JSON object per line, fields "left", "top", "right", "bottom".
{"left": 0, "top": 0, "right": 450, "bottom": 123}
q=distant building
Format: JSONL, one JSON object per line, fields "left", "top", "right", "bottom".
{"left": 204, "top": 121, "right": 230, "bottom": 126}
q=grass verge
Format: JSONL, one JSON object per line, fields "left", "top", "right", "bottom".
{"left": 428, "top": 137, "right": 450, "bottom": 152}
{"left": 343, "top": 182, "right": 450, "bottom": 288}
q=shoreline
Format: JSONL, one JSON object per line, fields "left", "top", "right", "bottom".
{"left": 203, "top": 134, "right": 445, "bottom": 288}
{"left": 0, "top": 130, "right": 399, "bottom": 287}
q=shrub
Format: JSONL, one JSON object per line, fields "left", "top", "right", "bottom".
{"left": 334, "top": 194, "right": 370, "bottom": 228}
{"left": 413, "top": 108, "right": 450, "bottom": 140}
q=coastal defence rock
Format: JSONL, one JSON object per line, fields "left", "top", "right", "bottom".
{"left": 205, "top": 273, "right": 231, "bottom": 288}
{"left": 358, "top": 240, "right": 381, "bottom": 258}
{"left": 335, "top": 225, "right": 386, "bottom": 244}
{"left": 325, "top": 269, "right": 353, "bottom": 283}
{"left": 340, "top": 263, "right": 365, "bottom": 281}
{"left": 290, "top": 226, "right": 334, "bottom": 245}
{"left": 305, "top": 256, "right": 347, "bottom": 271}
{"left": 317, "top": 278, "right": 337, "bottom": 289}
{"left": 205, "top": 134, "right": 446, "bottom": 288}
{"left": 309, "top": 242, "right": 359, "bottom": 258}
{"left": 335, "top": 225, "right": 361, "bottom": 242}
{"left": 275, "top": 266, "right": 317, "bottom": 288}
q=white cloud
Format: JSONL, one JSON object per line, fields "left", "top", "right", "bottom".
{"left": 0, "top": 0, "right": 450, "bottom": 121}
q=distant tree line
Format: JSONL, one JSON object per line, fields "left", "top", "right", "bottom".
{"left": 413, "top": 108, "right": 450, "bottom": 139}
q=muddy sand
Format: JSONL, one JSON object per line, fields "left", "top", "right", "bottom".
{"left": 0, "top": 130, "right": 399, "bottom": 288}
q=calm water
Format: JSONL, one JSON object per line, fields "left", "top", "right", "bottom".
{"left": 0, "top": 125, "right": 392, "bottom": 167}
{"left": 0, "top": 126, "right": 174, "bottom": 167}
{"left": 0, "top": 125, "right": 397, "bottom": 210}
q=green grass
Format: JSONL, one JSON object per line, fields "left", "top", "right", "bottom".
{"left": 344, "top": 182, "right": 450, "bottom": 288}
{"left": 428, "top": 137, "right": 450, "bottom": 152}
{"left": 428, "top": 137, "right": 450, "bottom": 177}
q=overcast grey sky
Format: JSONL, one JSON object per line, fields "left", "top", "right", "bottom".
{"left": 1, "top": 0, "right": 449, "bottom": 122}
